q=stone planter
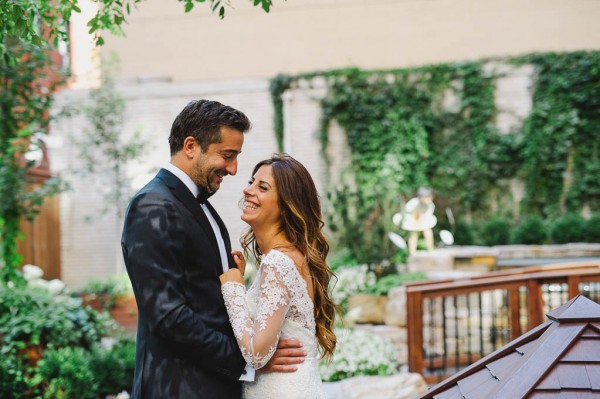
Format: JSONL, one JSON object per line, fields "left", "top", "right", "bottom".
{"left": 384, "top": 286, "right": 407, "bottom": 327}
{"left": 348, "top": 294, "right": 389, "bottom": 324}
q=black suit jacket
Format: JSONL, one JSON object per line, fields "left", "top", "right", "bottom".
{"left": 121, "top": 169, "right": 246, "bottom": 399}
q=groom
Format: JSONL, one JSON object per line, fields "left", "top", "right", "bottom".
{"left": 121, "top": 100, "right": 304, "bottom": 399}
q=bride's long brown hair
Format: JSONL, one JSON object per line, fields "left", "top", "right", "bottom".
{"left": 241, "top": 154, "right": 337, "bottom": 360}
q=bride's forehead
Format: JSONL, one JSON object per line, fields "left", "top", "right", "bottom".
{"left": 253, "top": 165, "right": 274, "bottom": 181}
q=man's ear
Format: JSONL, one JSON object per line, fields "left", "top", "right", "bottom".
{"left": 182, "top": 136, "right": 200, "bottom": 158}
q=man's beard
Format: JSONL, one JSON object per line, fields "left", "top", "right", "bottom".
{"left": 192, "top": 163, "right": 222, "bottom": 193}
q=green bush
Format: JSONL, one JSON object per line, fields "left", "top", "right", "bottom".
{"left": 452, "top": 220, "right": 476, "bottom": 245}
{"left": 480, "top": 216, "right": 511, "bottom": 246}
{"left": 0, "top": 286, "right": 114, "bottom": 351}
{"left": 550, "top": 214, "right": 586, "bottom": 244}
{"left": 511, "top": 215, "right": 547, "bottom": 244}
{"left": 90, "top": 338, "right": 135, "bottom": 397}
{"left": 37, "top": 346, "right": 98, "bottom": 399}
{"left": 331, "top": 265, "right": 376, "bottom": 313}
{"left": 363, "top": 272, "right": 427, "bottom": 296}
{"left": 0, "top": 349, "right": 38, "bottom": 399}
{"left": 584, "top": 213, "right": 600, "bottom": 243}
{"left": 328, "top": 248, "right": 359, "bottom": 270}
{"left": 0, "top": 285, "right": 121, "bottom": 398}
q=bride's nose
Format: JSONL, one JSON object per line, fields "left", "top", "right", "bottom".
{"left": 243, "top": 185, "right": 252, "bottom": 196}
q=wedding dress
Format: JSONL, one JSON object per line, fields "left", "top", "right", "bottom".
{"left": 221, "top": 249, "right": 326, "bottom": 399}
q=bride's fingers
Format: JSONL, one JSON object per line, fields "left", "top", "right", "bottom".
{"left": 231, "top": 251, "right": 246, "bottom": 275}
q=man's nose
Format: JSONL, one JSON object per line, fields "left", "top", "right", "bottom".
{"left": 225, "top": 159, "right": 238, "bottom": 176}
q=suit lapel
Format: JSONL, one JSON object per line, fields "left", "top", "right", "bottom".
{"left": 156, "top": 169, "right": 221, "bottom": 259}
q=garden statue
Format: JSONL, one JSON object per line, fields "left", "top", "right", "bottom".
{"left": 398, "top": 187, "right": 437, "bottom": 254}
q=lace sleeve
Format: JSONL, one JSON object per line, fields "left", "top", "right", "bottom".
{"left": 221, "top": 260, "right": 291, "bottom": 369}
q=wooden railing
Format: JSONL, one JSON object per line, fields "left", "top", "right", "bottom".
{"left": 405, "top": 261, "right": 600, "bottom": 383}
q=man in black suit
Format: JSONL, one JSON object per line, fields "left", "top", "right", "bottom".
{"left": 121, "top": 100, "right": 303, "bottom": 399}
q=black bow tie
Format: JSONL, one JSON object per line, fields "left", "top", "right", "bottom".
{"left": 196, "top": 186, "right": 214, "bottom": 204}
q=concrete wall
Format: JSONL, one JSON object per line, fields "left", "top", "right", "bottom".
{"left": 99, "top": 0, "right": 600, "bottom": 82}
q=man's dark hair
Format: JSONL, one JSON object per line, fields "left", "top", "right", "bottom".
{"left": 168, "top": 99, "right": 251, "bottom": 155}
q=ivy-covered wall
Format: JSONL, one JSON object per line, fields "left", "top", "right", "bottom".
{"left": 270, "top": 51, "right": 600, "bottom": 263}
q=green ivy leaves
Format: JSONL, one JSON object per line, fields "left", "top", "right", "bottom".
{"left": 270, "top": 51, "right": 600, "bottom": 262}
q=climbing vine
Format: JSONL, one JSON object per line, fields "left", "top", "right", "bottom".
{"left": 517, "top": 52, "right": 600, "bottom": 216}
{"left": 270, "top": 51, "right": 600, "bottom": 263}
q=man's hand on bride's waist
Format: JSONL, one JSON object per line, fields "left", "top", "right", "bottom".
{"left": 258, "top": 338, "right": 306, "bottom": 374}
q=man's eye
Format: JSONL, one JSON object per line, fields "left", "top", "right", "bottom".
{"left": 223, "top": 154, "right": 234, "bottom": 160}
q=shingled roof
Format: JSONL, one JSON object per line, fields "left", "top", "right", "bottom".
{"left": 420, "top": 295, "right": 600, "bottom": 398}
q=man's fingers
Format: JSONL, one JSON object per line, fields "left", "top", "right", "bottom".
{"left": 277, "top": 338, "right": 303, "bottom": 349}
{"left": 273, "top": 348, "right": 306, "bottom": 359}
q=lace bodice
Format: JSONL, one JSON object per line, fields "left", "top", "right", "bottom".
{"left": 221, "top": 250, "right": 316, "bottom": 369}
{"left": 222, "top": 250, "right": 325, "bottom": 398}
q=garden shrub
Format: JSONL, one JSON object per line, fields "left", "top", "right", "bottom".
{"left": 35, "top": 338, "right": 136, "bottom": 399}
{"left": 37, "top": 346, "right": 98, "bottom": 399}
{"left": 0, "top": 285, "right": 121, "bottom": 398}
{"left": 0, "top": 349, "right": 37, "bottom": 399}
{"left": 479, "top": 216, "right": 511, "bottom": 246}
{"left": 452, "top": 220, "right": 476, "bottom": 245}
{"left": 0, "top": 286, "right": 113, "bottom": 352}
{"left": 550, "top": 214, "right": 586, "bottom": 244}
{"left": 90, "top": 338, "right": 136, "bottom": 397}
{"left": 363, "top": 272, "right": 427, "bottom": 296}
{"left": 330, "top": 265, "right": 376, "bottom": 312}
{"left": 328, "top": 247, "right": 359, "bottom": 270}
{"left": 511, "top": 215, "right": 547, "bottom": 244}
{"left": 584, "top": 213, "right": 600, "bottom": 243}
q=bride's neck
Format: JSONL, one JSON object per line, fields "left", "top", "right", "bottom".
{"left": 255, "top": 226, "right": 290, "bottom": 254}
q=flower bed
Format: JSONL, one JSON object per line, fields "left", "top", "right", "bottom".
{"left": 319, "top": 328, "right": 400, "bottom": 382}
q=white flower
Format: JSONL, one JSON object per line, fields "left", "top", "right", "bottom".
{"left": 331, "top": 265, "right": 376, "bottom": 308}
{"left": 46, "top": 279, "right": 66, "bottom": 295}
{"left": 23, "top": 264, "right": 44, "bottom": 281}
{"left": 115, "top": 391, "right": 130, "bottom": 399}
{"left": 319, "top": 328, "right": 399, "bottom": 382}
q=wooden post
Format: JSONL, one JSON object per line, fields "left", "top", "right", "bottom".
{"left": 527, "top": 279, "right": 544, "bottom": 329}
{"left": 509, "top": 285, "right": 522, "bottom": 340}
{"left": 407, "top": 288, "right": 424, "bottom": 376}
{"left": 567, "top": 275, "right": 581, "bottom": 299}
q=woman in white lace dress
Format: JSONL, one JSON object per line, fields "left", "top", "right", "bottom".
{"left": 219, "top": 154, "right": 337, "bottom": 398}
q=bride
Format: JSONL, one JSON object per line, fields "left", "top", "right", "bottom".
{"left": 220, "top": 154, "right": 337, "bottom": 398}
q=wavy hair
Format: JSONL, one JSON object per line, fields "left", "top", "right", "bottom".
{"left": 241, "top": 154, "right": 337, "bottom": 359}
